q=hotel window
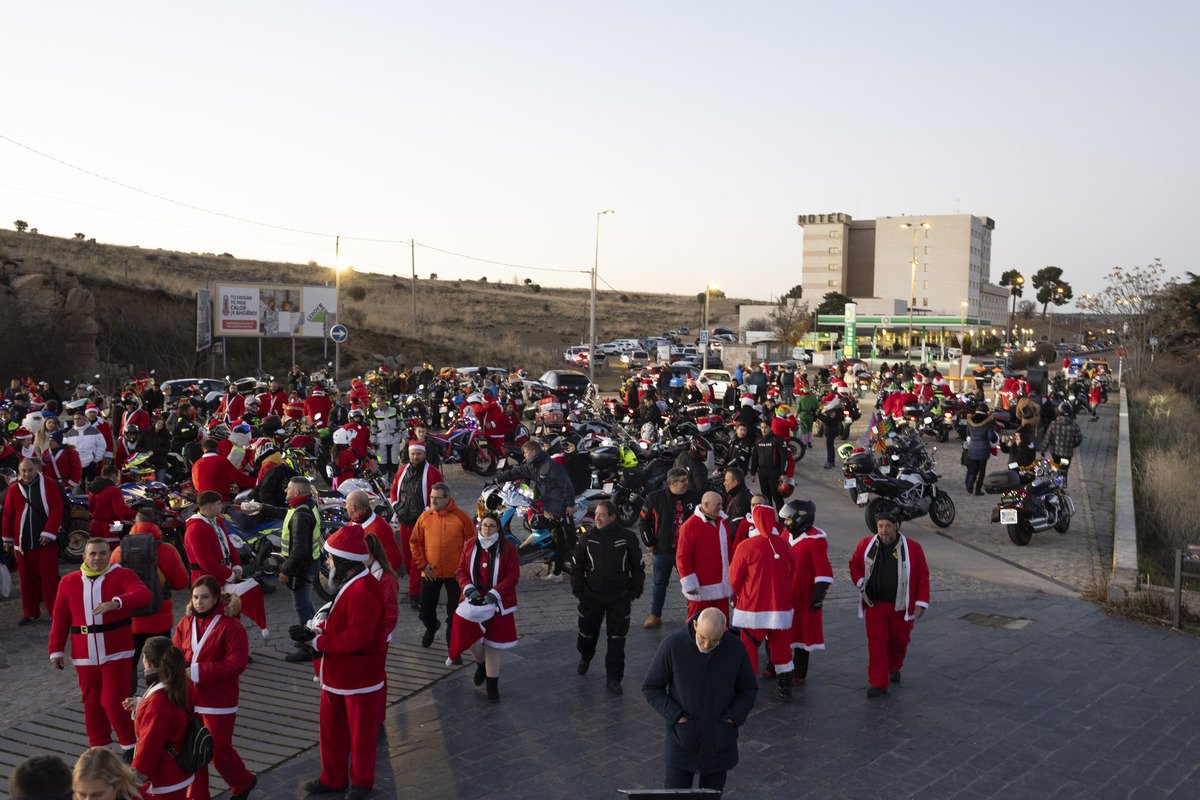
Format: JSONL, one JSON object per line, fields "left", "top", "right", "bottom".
{"left": 924, "top": 264, "right": 930, "bottom": 272}
{"left": 829, "top": 264, "right": 839, "bottom": 270}
{"left": 923, "top": 280, "right": 929, "bottom": 289}
{"left": 923, "top": 298, "right": 929, "bottom": 306}
{"left": 829, "top": 247, "right": 840, "bottom": 254}
{"left": 828, "top": 279, "right": 839, "bottom": 286}
{"left": 829, "top": 230, "right": 840, "bottom": 238}
{"left": 925, "top": 246, "right": 931, "bottom": 255}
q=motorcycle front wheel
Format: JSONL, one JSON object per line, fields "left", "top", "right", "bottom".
{"left": 1007, "top": 521, "right": 1034, "bottom": 546}
{"left": 313, "top": 562, "right": 334, "bottom": 603}
{"left": 864, "top": 498, "right": 897, "bottom": 534}
{"left": 930, "top": 492, "right": 955, "bottom": 527}
{"left": 1054, "top": 506, "right": 1072, "bottom": 533}
{"left": 468, "top": 445, "right": 499, "bottom": 476}
{"left": 936, "top": 424, "right": 949, "bottom": 443}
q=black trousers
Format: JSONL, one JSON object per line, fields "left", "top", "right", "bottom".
{"left": 419, "top": 576, "right": 460, "bottom": 645}
{"left": 665, "top": 766, "right": 728, "bottom": 791}
{"left": 965, "top": 458, "right": 988, "bottom": 492}
{"left": 576, "top": 595, "right": 631, "bottom": 680}
{"left": 758, "top": 470, "right": 782, "bottom": 510}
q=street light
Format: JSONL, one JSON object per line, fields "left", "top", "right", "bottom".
{"left": 590, "top": 210, "right": 614, "bottom": 386}
{"left": 702, "top": 281, "right": 719, "bottom": 371}
{"left": 1006, "top": 275, "right": 1024, "bottom": 352}
{"left": 900, "top": 221, "right": 931, "bottom": 359}
{"left": 1049, "top": 285, "right": 1064, "bottom": 342}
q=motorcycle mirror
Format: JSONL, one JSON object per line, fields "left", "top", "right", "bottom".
{"left": 94, "top": 374, "right": 101, "bottom": 379}
{"left": 328, "top": 362, "right": 333, "bottom": 367}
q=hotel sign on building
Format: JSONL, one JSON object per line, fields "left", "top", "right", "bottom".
{"left": 797, "top": 213, "right": 851, "bottom": 225}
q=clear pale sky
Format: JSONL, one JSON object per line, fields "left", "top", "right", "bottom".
{"left": 3, "top": 1, "right": 1196, "bottom": 305}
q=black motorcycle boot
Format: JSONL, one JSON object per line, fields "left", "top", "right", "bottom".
{"left": 776, "top": 673, "right": 792, "bottom": 701}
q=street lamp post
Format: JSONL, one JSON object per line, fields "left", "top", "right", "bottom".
{"left": 900, "top": 221, "right": 931, "bottom": 359}
{"left": 333, "top": 235, "right": 346, "bottom": 385}
{"left": 590, "top": 210, "right": 615, "bottom": 387}
{"left": 1006, "top": 275, "right": 1024, "bottom": 351}
{"left": 1048, "top": 285, "right": 1064, "bottom": 343}
{"left": 960, "top": 300, "right": 968, "bottom": 342}
{"left": 702, "top": 281, "right": 719, "bottom": 371}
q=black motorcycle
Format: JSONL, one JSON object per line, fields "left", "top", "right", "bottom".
{"left": 852, "top": 465, "right": 956, "bottom": 533}
{"left": 986, "top": 458, "right": 1075, "bottom": 546}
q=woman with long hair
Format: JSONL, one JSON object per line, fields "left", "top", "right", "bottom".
{"left": 172, "top": 575, "right": 256, "bottom": 800}
{"left": 121, "top": 637, "right": 200, "bottom": 800}
{"left": 32, "top": 414, "right": 61, "bottom": 456}
{"left": 364, "top": 534, "right": 400, "bottom": 643}
{"left": 449, "top": 511, "right": 520, "bottom": 702}
{"left": 73, "top": 746, "right": 142, "bottom": 800}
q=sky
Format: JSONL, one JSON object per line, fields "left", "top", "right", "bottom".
{"left": 3, "top": 1, "right": 1197, "bottom": 306}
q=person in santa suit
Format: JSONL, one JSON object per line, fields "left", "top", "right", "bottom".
{"left": 289, "top": 525, "right": 388, "bottom": 800}
{"left": 729, "top": 503, "right": 796, "bottom": 701}
{"left": 172, "top": 575, "right": 256, "bottom": 800}
{"left": 913, "top": 374, "right": 934, "bottom": 406}
{"left": 121, "top": 636, "right": 198, "bottom": 800}
{"left": 342, "top": 408, "right": 371, "bottom": 462}
{"left": 449, "top": 512, "right": 520, "bottom": 703}
{"left": 88, "top": 466, "right": 138, "bottom": 547}
{"left": 779, "top": 499, "right": 833, "bottom": 687}
{"left": 388, "top": 441, "right": 444, "bottom": 608}
{"left": 113, "top": 425, "right": 146, "bottom": 474}
{"left": 191, "top": 439, "right": 256, "bottom": 502}
{"left": 848, "top": 510, "right": 930, "bottom": 698}
{"left": 256, "top": 378, "right": 288, "bottom": 418}
{"left": 1000, "top": 373, "right": 1021, "bottom": 411}
{"left": 346, "top": 489, "right": 402, "bottom": 574}
{"left": 2, "top": 458, "right": 64, "bottom": 625}
{"left": 50, "top": 538, "right": 151, "bottom": 756}
{"left": 216, "top": 385, "right": 246, "bottom": 424}
{"left": 216, "top": 425, "right": 254, "bottom": 474}
{"left": 348, "top": 378, "right": 370, "bottom": 411}
{"left": 675, "top": 491, "right": 733, "bottom": 623}
{"left": 42, "top": 428, "right": 82, "bottom": 492}
{"left": 183, "top": 491, "right": 244, "bottom": 587}
{"left": 117, "top": 393, "right": 152, "bottom": 434}
{"left": 84, "top": 404, "right": 114, "bottom": 465}
{"left": 284, "top": 391, "right": 305, "bottom": 422}
{"left": 13, "top": 426, "right": 35, "bottom": 459}
{"left": 731, "top": 494, "right": 773, "bottom": 552}
{"left": 111, "top": 507, "right": 190, "bottom": 697}
{"left": 302, "top": 384, "right": 333, "bottom": 427}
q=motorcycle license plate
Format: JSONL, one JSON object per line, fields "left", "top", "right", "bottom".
{"left": 603, "top": 481, "right": 614, "bottom": 494}
{"left": 1000, "top": 508, "right": 1018, "bottom": 525}
{"left": 855, "top": 494, "right": 869, "bottom": 506}
{"left": 843, "top": 478, "right": 857, "bottom": 489}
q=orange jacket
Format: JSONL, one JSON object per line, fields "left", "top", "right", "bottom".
{"left": 411, "top": 499, "right": 476, "bottom": 579}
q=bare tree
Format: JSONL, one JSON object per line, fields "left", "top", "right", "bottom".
{"left": 767, "top": 298, "right": 811, "bottom": 345}
{"left": 1077, "top": 260, "right": 1179, "bottom": 383}
{"left": 1017, "top": 299, "right": 1038, "bottom": 320}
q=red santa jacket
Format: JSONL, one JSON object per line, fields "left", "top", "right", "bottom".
{"left": 91, "top": 418, "right": 114, "bottom": 460}
{"left": 342, "top": 422, "right": 371, "bottom": 459}
{"left": 789, "top": 526, "right": 834, "bottom": 650}
{"left": 111, "top": 522, "right": 189, "bottom": 634}
{"left": 729, "top": 505, "right": 795, "bottom": 630}
{"left": 217, "top": 393, "right": 246, "bottom": 423}
{"left": 312, "top": 569, "right": 388, "bottom": 694}
{"left": 191, "top": 452, "right": 256, "bottom": 500}
{"left": 770, "top": 411, "right": 798, "bottom": 439}
{"left": 49, "top": 564, "right": 152, "bottom": 666}
{"left": 172, "top": 599, "right": 248, "bottom": 714}
{"left": 42, "top": 446, "right": 82, "bottom": 491}
{"left": 257, "top": 389, "right": 288, "bottom": 417}
{"left": 348, "top": 381, "right": 370, "bottom": 410}
{"left": 284, "top": 394, "right": 304, "bottom": 421}
{"left": 676, "top": 507, "right": 733, "bottom": 602}
{"left": 119, "top": 407, "right": 152, "bottom": 433}
{"left": 2, "top": 474, "right": 64, "bottom": 553}
{"left": 88, "top": 480, "right": 137, "bottom": 543}
{"left": 132, "top": 683, "right": 196, "bottom": 796}
{"left": 848, "top": 533, "right": 930, "bottom": 621}
{"left": 303, "top": 390, "right": 333, "bottom": 426}
{"left": 457, "top": 537, "right": 520, "bottom": 616}
{"left": 914, "top": 383, "right": 934, "bottom": 404}
{"left": 183, "top": 513, "right": 243, "bottom": 585}
{"left": 356, "top": 510, "right": 403, "bottom": 574}
{"left": 369, "top": 564, "right": 400, "bottom": 642}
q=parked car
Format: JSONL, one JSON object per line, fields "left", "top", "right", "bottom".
{"left": 700, "top": 369, "right": 735, "bottom": 398}
{"left": 907, "top": 346, "right": 942, "bottom": 360}
{"left": 456, "top": 366, "right": 509, "bottom": 380}
{"left": 944, "top": 347, "right": 962, "bottom": 359}
{"left": 712, "top": 326, "right": 736, "bottom": 337}
{"left": 160, "top": 378, "right": 227, "bottom": 398}
{"left": 619, "top": 350, "right": 650, "bottom": 368}
{"left": 564, "top": 346, "right": 590, "bottom": 363}
{"left": 527, "top": 370, "right": 593, "bottom": 403}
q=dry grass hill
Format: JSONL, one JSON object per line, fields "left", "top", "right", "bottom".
{"left": 0, "top": 229, "right": 750, "bottom": 390}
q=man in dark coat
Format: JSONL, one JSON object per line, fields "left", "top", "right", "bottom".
{"left": 496, "top": 440, "right": 576, "bottom": 579}
{"left": 639, "top": 469, "right": 701, "bottom": 629}
{"left": 572, "top": 500, "right": 644, "bottom": 694}
{"left": 642, "top": 607, "right": 758, "bottom": 792}
{"left": 722, "top": 468, "right": 752, "bottom": 533}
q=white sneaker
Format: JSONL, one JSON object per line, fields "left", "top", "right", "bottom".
{"left": 541, "top": 571, "right": 563, "bottom": 582}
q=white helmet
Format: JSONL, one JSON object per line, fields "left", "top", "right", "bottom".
{"left": 468, "top": 393, "right": 484, "bottom": 405}
{"left": 332, "top": 428, "right": 353, "bottom": 446}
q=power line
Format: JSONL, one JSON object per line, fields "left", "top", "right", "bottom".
{"left": 413, "top": 242, "right": 588, "bottom": 275}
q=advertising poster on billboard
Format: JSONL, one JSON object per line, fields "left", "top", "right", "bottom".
{"left": 213, "top": 282, "right": 338, "bottom": 338}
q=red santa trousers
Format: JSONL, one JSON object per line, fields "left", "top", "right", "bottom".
{"left": 863, "top": 603, "right": 913, "bottom": 689}
{"left": 685, "top": 597, "right": 729, "bottom": 625}
{"left": 319, "top": 688, "right": 385, "bottom": 789}
{"left": 398, "top": 524, "right": 419, "bottom": 597}
{"left": 188, "top": 712, "right": 254, "bottom": 798}
{"left": 77, "top": 659, "right": 136, "bottom": 747}
{"left": 16, "top": 544, "right": 59, "bottom": 619}
{"left": 739, "top": 628, "right": 794, "bottom": 676}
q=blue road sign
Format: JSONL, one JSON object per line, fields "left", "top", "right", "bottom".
{"left": 330, "top": 324, "right": 348, "bottom": 343}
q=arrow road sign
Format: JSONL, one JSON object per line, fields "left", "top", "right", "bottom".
{"left": 330, "top": 324, "right": 348, "bottom": 343}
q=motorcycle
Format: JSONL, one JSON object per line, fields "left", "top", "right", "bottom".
{"left": 987, "top": 458, "right": 1075, "bottom": 546}
{"left": 478, "top": 481, "right": 596, "bottom": 568}
{"left": 852, "top": 463, "right": 956, "bottom": 533}
{"left": 426, "top": 418, "right": 501, "bottom": 476}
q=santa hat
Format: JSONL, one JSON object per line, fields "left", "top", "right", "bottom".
{"left": 85, "top": 404, "right": 100, "bottom": 413}
{"left": 696, "top": 416, "right": 711, "bottom": 433}
{"left": 740, "top": 395, "right": 755, "bottom": 407}
{"left": 28, "top": 396, "right": 44, "bottom": 409}
{"left": 325, "top": 524, "right": 369, "bottom": 562}
{"left": 407, "top": 440, "right": 426, "bottom": 452}
{"left": 13, "top": 427, "right": 31, "bottom": 439}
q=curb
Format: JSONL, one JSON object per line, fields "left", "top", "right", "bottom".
{"left": 1107, "top": 385, "right": 1138, "bottom": 600}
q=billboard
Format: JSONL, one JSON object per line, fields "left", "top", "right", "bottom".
{"left": 213, "top": 282, "right": 338, "bottom": 338}
{"left": 196, "top": 288, "right": 212, "bottom": 352}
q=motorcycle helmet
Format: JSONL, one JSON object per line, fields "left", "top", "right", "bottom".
{"left": 348, "top": 408, "right": 364, "bottom": 420}
{"left": 777, "top": 476, "right": 796, "bottom": 499}
{"left": 207, "top": 422, "right": 230, "bottom": 441}
{"left": 468, "top": 392, "right": 484, "bottom": 405}
{"left": 640, "top": 422, "right": 658, "bottom": 442}
{"left": 254, "top": 442, "right": 278, "bottom": 467}
{"left": 122, "top": 424, "right": 140, "bottom": 438}
{"left": 619, "top": 445, "right": 638, "bottom": 468}
{"left": 1057, "top": 400, "right": 1075, "bottom": 417}
{"left": 260, "top": 415, "right": 283, "bottom": 435}
{"left": 517, "top": 368, "right": 528, "bottom": 379}
{"left": 779, "top": 499, "right": 815, "bottom": 534}
{"left": 332, "top": 428, "right": 353, "bottom": 446}
{"left": 526, "top": 501, "right": 549, "bottom": 530}
{"left": 689, "top": 436, "right": 711, "bottom": 460}
{"left": 837, "top": 443, "right": 855, "bottom": 461}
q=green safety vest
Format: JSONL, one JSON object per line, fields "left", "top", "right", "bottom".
{"left": 281, "top": 501, "right": 320, "bottom": 560}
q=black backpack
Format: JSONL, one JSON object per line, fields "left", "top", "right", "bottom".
{"left": 121, "top": 532, "right": 164, "bottom": 618}
{"left": 167, "top": 713, "right": 214, "bottom": 772}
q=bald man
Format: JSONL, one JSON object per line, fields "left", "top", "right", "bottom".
{"left": 346, "top": 490, "right": 402, "bottom": 573}
{"left": 642, "top": 607, "right": 757, "bottom": 792}
{"left": 675, "top": 491, "right": 733, "bottom": 622}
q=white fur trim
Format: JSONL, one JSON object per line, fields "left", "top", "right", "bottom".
{"left": 195, "top": 705, "right": 237, "bottom": 715}
{"left": 324, "top": 545, "right": 369, "bottom": 562}
{"left": 731, "top": 608, "right": 794, "bottom": 630}
{"left": 679, "top": 573, "right": 700, "bottom": 594}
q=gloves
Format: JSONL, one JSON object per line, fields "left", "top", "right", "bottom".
{"left": 464, "top": 587, "right": 480, "bottom": 602}
{"left": 484, "top": 593, "right": 498, "bottom": 606}
{"left": 809, "top": 582, "right": 829, "bottom": 612}
{"left": 289, "top": 624, "right": 316, "bottom": 643}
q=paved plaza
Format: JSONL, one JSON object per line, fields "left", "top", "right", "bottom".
{"left": 3, "top": 399, "right": 1198, "bottom": 799}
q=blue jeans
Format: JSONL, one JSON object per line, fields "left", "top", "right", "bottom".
{"left": 650, "top": 552, "right": 675, "bottom": 617}
{"left": 291, "top": 561, "right": 321, "bottom": 626}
